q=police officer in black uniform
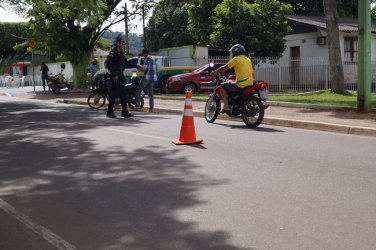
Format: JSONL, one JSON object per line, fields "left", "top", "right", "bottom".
{"left": 106, "top": 36, "right": 139, "bottom": 118}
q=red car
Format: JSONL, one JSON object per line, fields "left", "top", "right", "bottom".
{"left": 166, "top": 63, "right": 226, "bottom": 94}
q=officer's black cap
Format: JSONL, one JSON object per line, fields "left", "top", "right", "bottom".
{"left": 115, "top": 37, "right": 126, "bottom": 44}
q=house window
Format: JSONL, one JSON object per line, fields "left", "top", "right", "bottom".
{"left": 344, "top": 37, "right": 358, "bottom": 62}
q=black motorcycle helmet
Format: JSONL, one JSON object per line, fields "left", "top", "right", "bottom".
{"left": 229, "top": 44, "right": 246, "bottom": 57}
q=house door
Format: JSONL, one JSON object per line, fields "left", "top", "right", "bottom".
{"left": 290, "top": 46, "right": 300, "bottom": 88}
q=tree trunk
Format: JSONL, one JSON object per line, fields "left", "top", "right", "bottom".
{"left": 71, "top": 51, "right": 91, "bottom": 89}
{"left": 323, "top": 0, "right": 346, "bottom": 94}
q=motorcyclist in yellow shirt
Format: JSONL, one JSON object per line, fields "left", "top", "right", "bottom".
{"left": 212, "top": 44, "right": 254, "bottom": 113}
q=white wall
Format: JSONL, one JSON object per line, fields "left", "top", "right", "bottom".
{"left": 159, "top": 46, "right": 193, "bottom": 66}
{"left": 282, "top": 32, "right": 328, "bottom": 64}
{"left": 284, "top": 31, "right": 376, "bottom": 62}
{"left": 192, "top": 46, "right": 208, "bottom": 66}
{"left": 372, "top": 35, "right": 376, "bottom": 61}
{"left": 28, "top": 62, "right": 74, "bottom": 82}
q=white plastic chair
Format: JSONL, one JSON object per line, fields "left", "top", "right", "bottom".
{"left": 4, "top": 76, "right": 12, "bottom": 88}
{"left": 34, "top": 75, "right": 42, "bottom": 86}
{"left": 12, "top": 76, "right": 21, "bottom": 87}
{"left": 21, "top": 75, "right": 33, "bottom": 87}
{"left": 0, "top": 75, "right": 4, "bottom": 87}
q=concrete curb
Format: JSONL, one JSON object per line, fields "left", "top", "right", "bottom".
{"left": 135, "top": 95, "right": 376, "bottom": 112}
{"left": 263, "top": 117, "right": 376, "bottom": 137}
{"left": 0, "top": 92, "right": 12, "bottom": 97}
{"left": 137, "top": 106, "right": 376, "bottom": 138}
{"left": 54, "top": 99, "right": 376, "bottom": 138}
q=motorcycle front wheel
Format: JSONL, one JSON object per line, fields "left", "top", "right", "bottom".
{"left": 51, "top": 84, "right": 61, "bottom": 95}
{"left": 205, "top": 94, "right": 220, "bottom": 123}
{"left": 87, "top": 92, "right": 106, "bottom": 109}
{"left": 242, "top": 96, "right": 264, "bottom": 128}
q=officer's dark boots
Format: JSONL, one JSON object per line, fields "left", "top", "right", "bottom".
{"left": 107, "top": 113, "right": 117, "bottom": 118}
{"left": 121, "top": 108, "right": 134, "bottom": 118}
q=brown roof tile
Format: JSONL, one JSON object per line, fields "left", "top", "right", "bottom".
{"left": 287, "top": 15, "right": 376, "bottom": 33}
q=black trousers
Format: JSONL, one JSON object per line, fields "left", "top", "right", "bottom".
{"left": 107, "top": 74, "right": 128, "bottom": 115}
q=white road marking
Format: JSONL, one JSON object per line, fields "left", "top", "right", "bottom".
{"left": 0, "top": 198, "right": 77, "bottom": 250}
{"left": 102, "top": 127, "right": 172, "bottom": 141}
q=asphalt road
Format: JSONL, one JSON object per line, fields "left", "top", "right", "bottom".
{"left": 1, "top": 96, "right": 376, "bottom": 250}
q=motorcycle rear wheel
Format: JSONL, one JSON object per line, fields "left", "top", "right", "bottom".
{"left": 242, "top": 96, "right": 264, "bottom": 128}
{"left": 51, "top": 84, "right": 61, "bottom": 95}
{"left": 205, "top": 94, "right": 220, "bottom": 123}
{"left": 87, "top": 92, "right": 106, "bottom": 109}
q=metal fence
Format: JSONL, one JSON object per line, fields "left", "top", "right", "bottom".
{"left": 209, "top": 55, "right": 376, "bottom": 93}
{"left": 209, "top": 55, "right": 229, "bottom": 64}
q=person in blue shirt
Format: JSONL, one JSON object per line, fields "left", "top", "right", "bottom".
{"left": 134, "top": 49, "right": 157, "bottom": 112}
{"left": 88, "top": 59, "right": 98, "bottom": 89}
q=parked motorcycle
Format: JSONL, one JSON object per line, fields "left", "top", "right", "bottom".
{"left": 48, "top": 63, "right": 73, "bottom": 95}
{"left": 87, "top": 73, "right": 144, "bottom": 109}
{"left": 204, "top": 64, "right": 268, "bottom": 128}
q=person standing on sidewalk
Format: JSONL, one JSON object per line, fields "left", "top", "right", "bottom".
{"left": 88, "top": 59, "right": 98, "bottom": 89}
{"left": 40, "top": 62, "right": 49, "bottom": 91}
{"left": 106, "top": 36, "right": 140, "bottom": 118}
{"left": 134, "top": 49, "right": 157, "bottom": 112}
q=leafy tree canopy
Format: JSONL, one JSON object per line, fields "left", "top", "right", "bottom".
{"left": 0, "top": 22, "right": 32, "bottom": 74}
{"left": 187, "top": 0, "right": 222, "bottom": 45}
{"left": 210, "top": 0, "right": 291, "bottom": 57}
{"left": 145, "top": 0, "right": 195, "bottom": 51}
{"left": 281, "top": 0, "right": 375, "bottom": 18}
{"left": 0, "top": 22, "right": 31, "bottom": 55}
{"left": 1, "top": 0, "right": 154, "bottom": 88}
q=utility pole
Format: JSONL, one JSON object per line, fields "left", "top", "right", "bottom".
{"left": 357, "top": 0, "right": 372, "bottom": 112}
{"left": 124, "top": 2, "right": 129, "bottom": 54}
{"left": 142, "top": 4, "right": 146, "bottom": 48}
{"left": 32, "top": 50, "right": 35, "bottom": 92}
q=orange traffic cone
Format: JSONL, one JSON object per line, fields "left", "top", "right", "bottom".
{"left": 172, "top": 91, "right": 203, "bottom": 145}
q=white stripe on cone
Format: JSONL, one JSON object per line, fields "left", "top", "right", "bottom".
{"left": 185, "top": 99, "right": 192, "bottom": 105}
{"left": 183, "top": 109, "right": 194, "bottom": 116}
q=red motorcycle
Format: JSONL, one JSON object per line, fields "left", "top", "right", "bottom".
{"left": 204, "top": 65, "right": 268, "bottom": 128}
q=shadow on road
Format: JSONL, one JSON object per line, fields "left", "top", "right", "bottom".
{"left": 0, "top": 101, "right": 252, "bottom": 250}
{"left": 211, "top": 120, "right": 285, "bottom": 133}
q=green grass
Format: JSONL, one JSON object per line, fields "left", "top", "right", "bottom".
{"left": 269, "top": 90, "right": 376, "bottom": 108}
{"left": 156, "top": 90, "right": 376, "bottom": 108}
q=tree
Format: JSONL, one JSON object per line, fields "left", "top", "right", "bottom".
{"left": 0, "top": 0, "right": 21, "bottom": 9}
{"left": 187, "top": 0, "right": 222, "bottom": 45}
{"left": 278, "top": 0, "right": 323, "bottom": 15}
{"left": 210, "top": 0, "right": 291, "bottom": 57}
{"left": 372, "top": 5, "right": 376, "bottom": 19}
{"left": 323, "top": 0, "right": 346, "bottom": 93}
{"left": 0, "top": 22, "right": 31, "bottom": 74}
{"left": 2, "top": 0, "right": 154, "bottom": 88}
{"left": 281, "top": 0, "right": 358, "bottom": 18}
{"left": 145, "top": 0, "right": 195, "bottom": 51}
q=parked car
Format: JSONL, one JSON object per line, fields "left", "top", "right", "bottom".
{"left": 94, "top": 56, "right": 196, "bottom": 94}
{"left": 166, "top": 63, "right": 230, "bottom": 94}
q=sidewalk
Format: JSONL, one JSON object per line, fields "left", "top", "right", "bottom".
{"left": 137, "top": 97, "right": 376, "bottom": 137}
{"left": 1, "top": 87, "right": 376, "bottom": 137}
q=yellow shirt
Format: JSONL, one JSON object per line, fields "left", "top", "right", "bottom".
{"left": 226, "top": 55, "right": 254, "bottom": 88}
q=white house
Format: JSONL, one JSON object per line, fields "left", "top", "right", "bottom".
{"left": 283, "top": 15, "right": 376, "bottom": 62}
{"left": 253, "top": 16, "right": 376, "bottom": 92}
